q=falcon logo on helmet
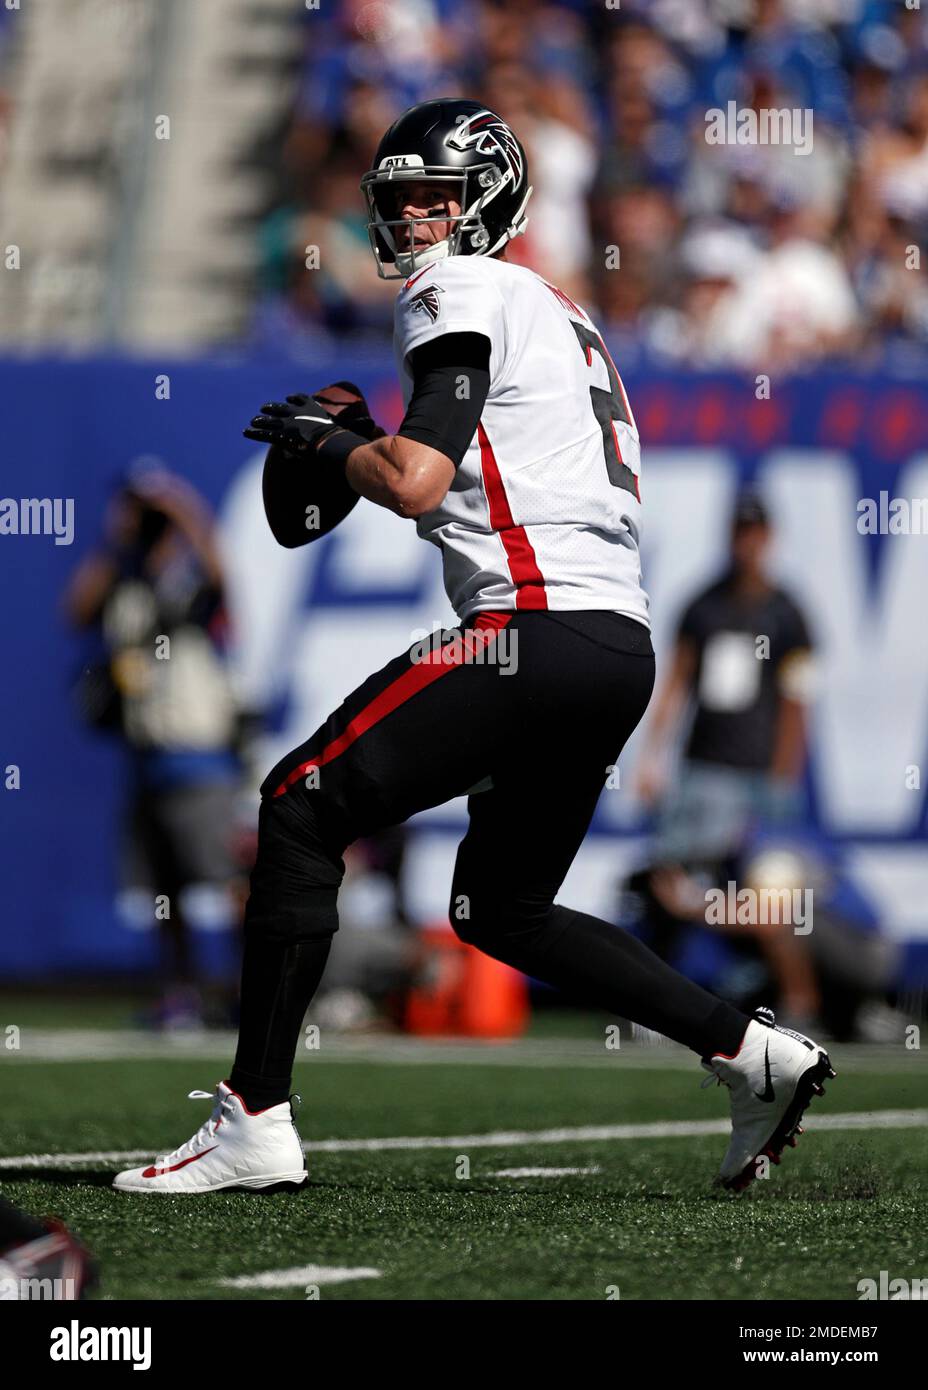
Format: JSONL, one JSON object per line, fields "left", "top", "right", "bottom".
{"left": 408, "top": 285, "right": 445, "bottom": 322}
{"left": 446, "top": 110, "right": 524, "bottom": 190}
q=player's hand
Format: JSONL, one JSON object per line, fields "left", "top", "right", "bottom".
{"left": 313, "top": 382, "right": 386, "bottom": 442}
{"left": 243, "top": 383, "right": 385, "bottom": 455}
{"left": 244, "top": 395, "right": 339, "bottom": 455}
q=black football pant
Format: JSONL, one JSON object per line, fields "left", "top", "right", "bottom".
{"left": 230, "top": 610, "right": 750, "bottom": 1108}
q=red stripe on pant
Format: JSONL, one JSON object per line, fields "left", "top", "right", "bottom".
{"left": 272, "top": 612, "right": 513, "bottom": 798}
{"left": 477, "top": 421, "right": 548, "bottom": 610}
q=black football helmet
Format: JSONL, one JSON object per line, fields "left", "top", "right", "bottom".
{"left": 361, "top": 98, "right": 532, "bottom": 279}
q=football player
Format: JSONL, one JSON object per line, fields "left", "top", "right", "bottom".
{"left": 114, "top": 100, "right": 833, "bottom": 1198}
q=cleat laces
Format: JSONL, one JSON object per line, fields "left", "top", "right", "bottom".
{"left": 151, "top": 1089, "right": 235, "bottom": 1168}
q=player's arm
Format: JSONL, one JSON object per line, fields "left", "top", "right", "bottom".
{"left": 344, "top": 437, "right": 454, "bottom": 519}
{"left": 247, "top": 334, "right": 490, "bottom": 536}
{"left": 346, "top": 332, "right": 490, "bottom": 519}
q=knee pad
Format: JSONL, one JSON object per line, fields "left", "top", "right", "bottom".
{"left": 244, "top": 791, "right": 345, "bottom": 945}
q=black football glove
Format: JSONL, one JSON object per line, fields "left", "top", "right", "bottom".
{"left": 243, "top": 382, "right": 383, "bottom": 456}
{"left": 244, "top": 394, "right": 337, "bottom": 455}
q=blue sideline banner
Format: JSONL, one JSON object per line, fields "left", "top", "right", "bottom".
{"left": 1, "top": 357, "right": 926, "bottom": 976}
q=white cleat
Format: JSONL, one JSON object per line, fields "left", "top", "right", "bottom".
{"left": 113, "top": 1081, "right": 307, "bottom": 1194}
{"left": 701, "top": 1007, "right": 836, "bottom": 1192}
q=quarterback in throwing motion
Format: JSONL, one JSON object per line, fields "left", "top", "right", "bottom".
{"left": 114, "top": 100, "right": 834, "bottom": 1198}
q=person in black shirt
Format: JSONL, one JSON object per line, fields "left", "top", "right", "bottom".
{"left": 639, "top": 489, "right": 815, "bottom": 833}
{"left": 636, "top": 490, "right": 820, "bottom": 1023}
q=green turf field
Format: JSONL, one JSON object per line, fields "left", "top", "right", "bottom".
{"left": 2, "top": 1002, "right": 927, "bottom": 1301}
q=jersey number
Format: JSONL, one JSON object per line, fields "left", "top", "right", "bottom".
{"left": 572, "top": 322, "right": 639, "bottom": 500}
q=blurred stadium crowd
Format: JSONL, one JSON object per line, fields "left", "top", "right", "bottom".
{"left": 0, "top": 0, "right": 926, "bottom": 361}
{"left": 257, "top": 0, "right": 928, "bottom": 371}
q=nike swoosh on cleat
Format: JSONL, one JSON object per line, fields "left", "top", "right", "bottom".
{"left": 753, "top": 1042, "right": 776, "bottom": 1103}
{"left": 142, "top": 1147, "right": 217, "bottom": 1178}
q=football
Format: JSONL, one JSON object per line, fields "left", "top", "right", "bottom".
{"left": 261, "top": 381, "right": 384, "bottom": 547}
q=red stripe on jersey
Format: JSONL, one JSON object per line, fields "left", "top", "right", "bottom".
{"left": 476, "top": 421, "right": 548, "bottom": 611}
{"left": 272, "top": 615, "right": 513, "bottom": 797}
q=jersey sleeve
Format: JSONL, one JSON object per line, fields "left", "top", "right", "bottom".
{"left": 397, "top": 333, "right": 491, "bottom": 467}
{"left": 394, "top": 259, "right": 505, "bottom": 371}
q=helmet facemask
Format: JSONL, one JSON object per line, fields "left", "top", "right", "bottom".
{"left": 361, "top": 162, "right": 519, "bottom": 280}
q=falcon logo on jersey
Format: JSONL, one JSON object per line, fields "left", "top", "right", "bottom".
{"left": 446, "top": 110, "right": 524, "bottom": 189}
{"left": 408, "top": 284, "right": 444, "bottom": 322}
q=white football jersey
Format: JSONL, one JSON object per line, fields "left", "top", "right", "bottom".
{"left": 393, "top": 255, "right": 650, "bottom": 627}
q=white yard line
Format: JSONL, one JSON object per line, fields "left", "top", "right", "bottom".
{"left": 0, "top": 1028, "right": 684, "bottom": 1067}
{"left": 1, "top": 1108, "right": 926, "bottom": 1170}
{"left": 2, "top": 1029, "right": 925, "bottom": 1071}
{"left": 491, "top": 1166, "right": 602, "bottom": 1177}
{"left": 220, "top": 1265, "right": 381, "bottom": 1289}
